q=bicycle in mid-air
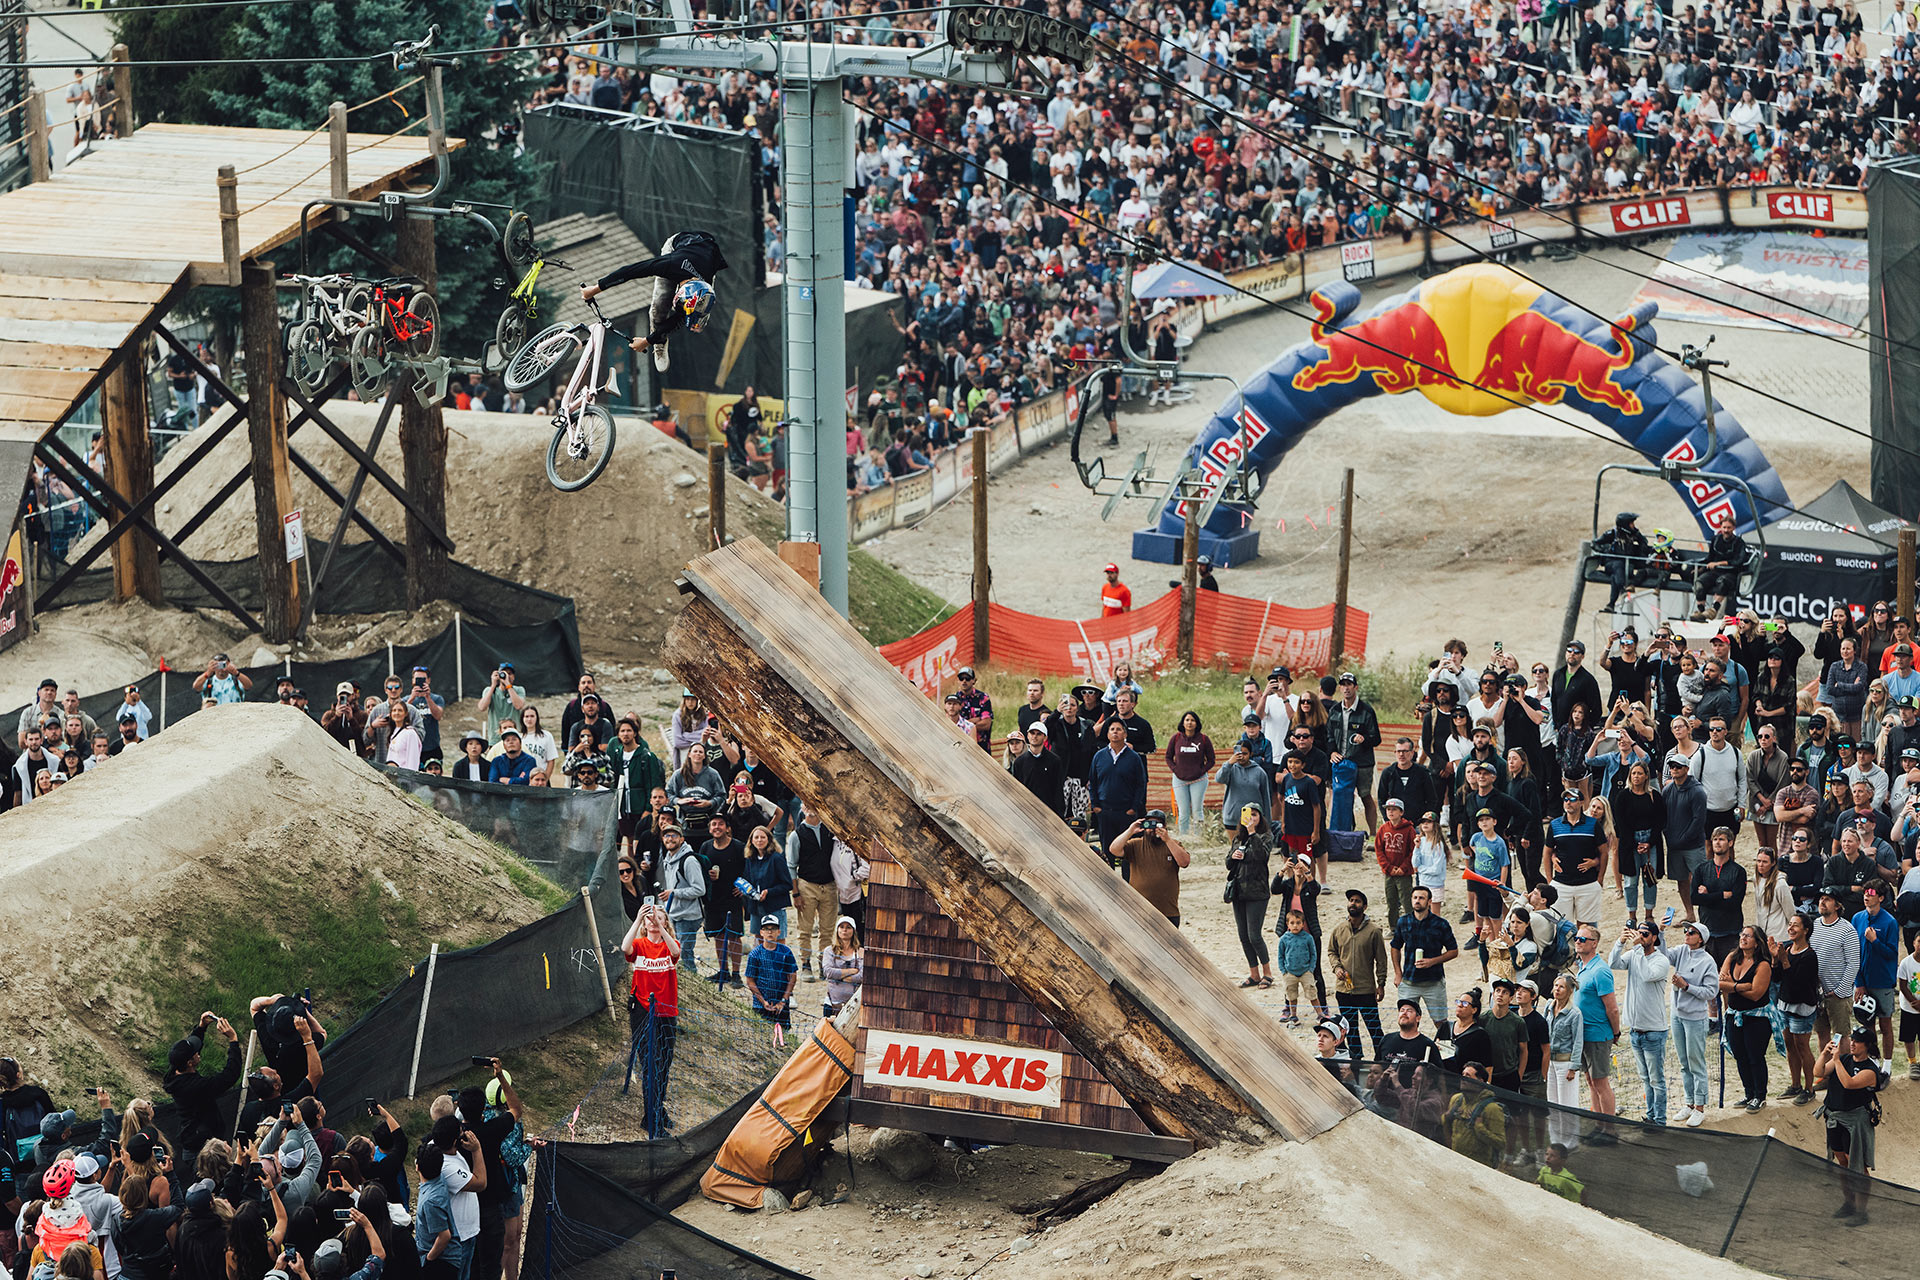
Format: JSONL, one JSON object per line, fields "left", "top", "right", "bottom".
{"left": 503, "top": 294, "right": 622, "bottom": 492}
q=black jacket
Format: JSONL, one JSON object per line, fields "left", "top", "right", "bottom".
{"left": 1011, "top": 747, "right": 1066, "bottom": 816}
{"left": 1377, "top": 762, "right": 1439, "bottom": 819}
{"left": 164, "top": 1032, "right": 244, "bottom": 1154}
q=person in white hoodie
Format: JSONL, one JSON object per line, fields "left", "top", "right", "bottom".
{"left": 1664, "top": 920, "right": 1722, "bottom": 1125}
{"left": 1608, "top": 920, "right": 1674, "bottom": 1126}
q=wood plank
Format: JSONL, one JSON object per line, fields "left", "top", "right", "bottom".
{"left": 0, "top": 253, "right": 189, "bottom": 284}
{"left": 0, "top": 339, "right": 115, "bottom": 370}
{"left": 0, "top": 369, "right": 94, "bottom": 400}
{"left": 0, "top": 393, "right": 66, "bottom": 420}
{"left": 0, "top": 275, "right": 170, "bottom": 305}
{"left": 666, "top": 539, "right": 1361, "bottom": 1146}
{"left": 0, "top": 297, "right": 162, "bottom": 325}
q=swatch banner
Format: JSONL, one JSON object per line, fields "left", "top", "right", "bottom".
{"left": 878, "top": 588, "right": 1369, "bottom": 693}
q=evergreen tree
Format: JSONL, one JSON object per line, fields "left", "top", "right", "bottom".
{"left": 118, "top": 0, "right": 542, "bottom": 355}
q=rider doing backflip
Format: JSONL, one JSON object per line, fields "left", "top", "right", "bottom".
{"left": 579, "top": 230, "right": 727, "bottom": 373}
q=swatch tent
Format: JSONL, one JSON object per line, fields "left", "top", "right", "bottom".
{"left": 1744, "top": 480, "right": 1911, "bottom": 620}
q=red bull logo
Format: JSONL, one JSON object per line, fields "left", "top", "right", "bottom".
{"left": 0, "top": 552, "right": 19, "bottom": 606}
{"left": 1291, "top": 265, "right": 1643, "bottom": 418}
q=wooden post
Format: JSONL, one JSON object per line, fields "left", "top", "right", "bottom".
{"left": 406, "top": 943, "right": 439, "bottom": 1099}
{"left": 707, "top": 441, "right": 727, "bottom": 549}
{"left": 102, "top": 353, "right": 161, "bottom": 604}
{"left": 110, "top": 43, "right": 133, "bottom": 137}
{"left": 1330, "top": 466, "right": 1354, "bottom": 668}
{"left": 217, "top": 165, "right": 241, "bottom": 287}
{"left": 327, "top": 101, "right": 349, "bottom": 200}
{"left": 1177, "top": 500, "right": 1199, "bottom": 666}
{"left": 580, "top": 886, "right": 619, "bottom": 1025}
{"left": 240, "top": 260, "right": 301, "bottom": 641}
{"left": 1901, "top": 528, "right": 1916, "bottom": 623}
{"left": 972, "top": 428, "right": 989, "bottom": 662}
{"left": 394, "top": 214, "right": 451, "bottom": 609}
{"left": 24, "top": 91, "right": 49, "bottom": 183}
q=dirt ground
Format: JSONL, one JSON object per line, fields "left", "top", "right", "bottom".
{"left": 0, "top": 704, "right": 554, "bottom": 1100}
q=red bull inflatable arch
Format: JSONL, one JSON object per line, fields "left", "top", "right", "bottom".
{"left": 1133, "top": 262, "right": 1792, "bottom": 564}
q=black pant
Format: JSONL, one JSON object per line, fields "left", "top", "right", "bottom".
{"left": 1338, "top": 993, "right": 1384, "bottom": 1061}
{"left": 1705, "top": 809, "right": 1740, "bottom": 839}
{"left": 624, "top": 1005, "right": 679, "bottom": 1138}
{"left": 471, "top": 1202, "right": 506, "bottom": 1280}
{"left": 1727, "top": 1010, "right": 1771, "bottom": 1102}
{"left": 1233, "top": 898, "right": 1270, "bottom": 967}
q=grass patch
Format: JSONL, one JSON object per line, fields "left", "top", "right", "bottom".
{"left": 848, "top": 549, "right": 955, "bottom": 645}
{"left": 140, "top": 878, "right": 430, "bottom": 1077}
{"left": 499, "top": 851, "right": 573, "bottom": 915}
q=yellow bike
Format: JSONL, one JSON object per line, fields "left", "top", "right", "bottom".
{"left": 495, "top": 212, "right": 563, "bottom": 362}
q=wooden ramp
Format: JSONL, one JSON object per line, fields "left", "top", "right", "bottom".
{"left": 0, "top": 122, "right": 445, "bottom": 451}
{"left": 666, "top": 539, "right": 1361, "bottom": 1147}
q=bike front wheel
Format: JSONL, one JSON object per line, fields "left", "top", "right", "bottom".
{"left": 504, "top": 322, "right": 581, "bottom": 392}
{"left": 546, "top": 403, "right": 616, "bottom": 492}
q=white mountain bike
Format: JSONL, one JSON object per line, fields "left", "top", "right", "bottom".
{"left": 503, "top": 297, "right": 623, "bottom": 492}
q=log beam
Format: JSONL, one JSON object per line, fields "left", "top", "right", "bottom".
{"left": 664, "top": 539, "right": 1360, "bottom": 1146}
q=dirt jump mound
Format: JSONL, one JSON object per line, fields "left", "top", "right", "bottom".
{"left": 0, "top": 704, "right": 555, "bottom": 1099}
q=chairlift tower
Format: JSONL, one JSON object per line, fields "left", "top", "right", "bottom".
{"left": 567, "top": 1, "right": 1086, "bottom": 612}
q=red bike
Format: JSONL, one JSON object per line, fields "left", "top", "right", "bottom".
{"left": 348, "top": 276, "right": 440, "bottom": 401}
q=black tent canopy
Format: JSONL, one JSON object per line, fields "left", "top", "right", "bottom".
{"left": 1744, "top": 480, "right": 1911, "bottom": 622}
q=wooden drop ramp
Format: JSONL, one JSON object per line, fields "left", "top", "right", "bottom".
{"left": 666, "top": 538, "right": 1360, "bottom": 1147}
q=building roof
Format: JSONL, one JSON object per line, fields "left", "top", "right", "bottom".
{"left": 541, "top": 213, "right": 652, "bottom": 330}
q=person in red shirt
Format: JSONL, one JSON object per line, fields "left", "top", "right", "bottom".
{"left": 1101, "top": 563, "right": 1132, "bottom": 616}
{"left": 622, "top": 902, "right": 681, "bottom": 1137}
{"left": 1375, "top": 797, "right": 1418, "bottom": 927}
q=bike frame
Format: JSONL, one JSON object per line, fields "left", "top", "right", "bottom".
{"left": 292, "top": 274, "right": 359, "bottom": 340}
{"left": 556, "top": 316, "right": 609, "bottom": 445}
{"left": 510, "top": 257, "right": 545, "bottom": 317}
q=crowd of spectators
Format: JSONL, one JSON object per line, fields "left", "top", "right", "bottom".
{"left": 496, "top": 0, "right": 1914, "bottom": 495}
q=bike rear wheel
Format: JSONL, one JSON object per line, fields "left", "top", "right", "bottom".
{"left": 502, "top": 211, "right": 536, "bottom": 275}
{"left": 349, "top": 326, "right": 390, "bottom": 402}
{"left": 504, "top": 322, "right": 581, "bottom": 392}
{"left": 287, "top": 320, "right": 337, "bottom": 397}
{"left": 403, "top": 289, "right": 440, "bottom": 359}
{"left": 546, "top": 403, "right": 616, "bottom": 492}
{"left": 495, "top": 303, "right": 529, "bottom": 364}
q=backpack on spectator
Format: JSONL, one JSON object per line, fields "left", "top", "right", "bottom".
{"left": 1537, "top": 907, "right": 1577, "bottom": 970}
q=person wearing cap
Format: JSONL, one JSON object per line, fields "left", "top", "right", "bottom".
{"left": 1328, "top": 889, "right": 1388, "bottom": 1063}
{"left": 1811, "top": 886, "right": 1865, "bottom": 1046}
{"left": 1213, "top": 735, "right": 1272, "bottom": 841}
{"left": 449, "top": 731, "right": 490, "bottom": 783}
{"left": 475, "top": 663, "right": 529, "bottom": 749}
{"left": 1884, "top": 644, "right": 1920, "bottom": 709}
{"left": 953, "top": 667, "right": 994, "bottom": 749}
{"left": 1099, "top": 561, "right": 1131, "bottom": 616}
{"left": 1327, "top": 672, "right": 1382, "bottom": 836}
{"left": 1542, "top": 788, "right": 1609, "bottom": 929}
{"left": 1012, "top": 721, "right": 1067, "bottom": 817}
{"left": 1111, "top": 812, "right": 1190, "bottom": 926}
{"left": 15, "top": 676, "right": 58, "bottom": 750}
{"left": 485, "top": 728, "right": 536, "bottom": 786}
{"left": 742, "top": 915, "right": 799, "bottom": 1036}
{"left": 1595, "top": 510, "right": 1649, "bottom": 608}
{"left": 1311, "top": 1014, "right": 1352, "bottom": 1082}
{"left": 1816, "top": 1019, "right": 1888, "bottom": 1224}
{"left": 1854, "top": 883, "right": 1901, "bottom": 1053}
{"left": 320, "top": 681, "right": 367, "bottom": 754}
{"left": 1549, "top": 639, "right": 1602, "bottom": 734}
{"left": 1886, "top": 696, "right": 1920, "bottom": 768}
{"left": 113, "top": 682, "right": 152, "bottom": 741}
{"left": 163, "top": 1010, "right": 241, "bottom": 1158}
{"left": 1606, "top": 919, "right": 1674, "bottom": 1126}
{"left": 666, "top": 690, "right": 708, "bottom": 770}
{"left": 1843, "top": 738, "right": 1891, "bottom": 812}
{"left": 1371, "top": 793, "right": 1419, "bottom": 926}
{"left": 1772, "top": 751, "right": 1821, "bottom": 848}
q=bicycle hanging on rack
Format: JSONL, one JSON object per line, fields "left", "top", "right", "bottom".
{"left": 502, "top": 295, "right": 622, "bottom": 492}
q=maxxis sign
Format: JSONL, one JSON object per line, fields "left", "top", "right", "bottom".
{"left": 862, "top": 1029, "right": 1065, "bottom": 1108}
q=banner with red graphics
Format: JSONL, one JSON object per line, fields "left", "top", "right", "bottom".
{"left": 878, "top": 589, "right": 1368, "bottom": 694}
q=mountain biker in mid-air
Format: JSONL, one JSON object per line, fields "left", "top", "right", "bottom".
{"left": 578, "top": 230, "right": 727, "bottom": 373}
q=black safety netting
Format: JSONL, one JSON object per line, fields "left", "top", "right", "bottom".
{"left": 1341, "top": 1058, "right": 1920, "bottom": 1276}
{"left": 3, "top": 544, "right": 583, "bottom": 735}
{"left": 389, "top": 765, "right": 616, "bottom": 888}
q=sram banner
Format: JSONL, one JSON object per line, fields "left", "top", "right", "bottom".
{"left": 863, "top": 1029, "right": 1064, "bottom": 1108}
{"left": 878, "top": 589, "right": 1368, "bottom": 690}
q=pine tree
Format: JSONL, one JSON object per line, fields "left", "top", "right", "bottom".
{"left": 119, "top": 0, "right": 543, "bottom": 355}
